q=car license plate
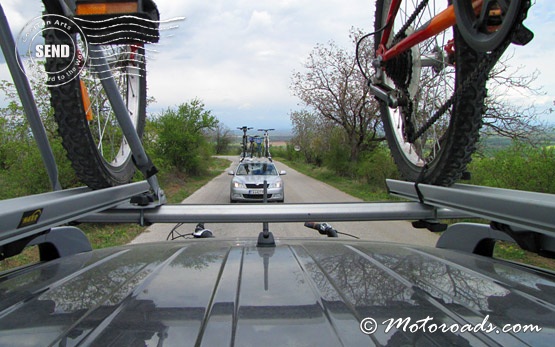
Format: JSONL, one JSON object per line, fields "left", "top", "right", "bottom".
{"left": 249, "top": 189, "right": 264, "bottom": 195}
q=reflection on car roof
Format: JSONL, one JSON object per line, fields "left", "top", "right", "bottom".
{"left": 1, "top": 239, "right": 553, "bottom": 346}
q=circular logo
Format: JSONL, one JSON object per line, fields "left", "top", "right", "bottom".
{"left": 360, "top": 318, "right": 378, "bottom": 335}
{"left": 15, "top": 14, "right": 88, "bottom": 87}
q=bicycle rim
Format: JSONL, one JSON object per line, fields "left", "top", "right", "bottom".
{"left": 81, "top": 44, "right": 144, "bottom": 169}
{"left": 45, "top": 29, "right": 146, "bottom": 189}
{"left": 375, "top": 0, "right": 486, "bottom": 185}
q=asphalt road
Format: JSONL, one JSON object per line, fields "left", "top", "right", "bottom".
{"left": 131, "top": 156, "right": 439, "bottom": 246}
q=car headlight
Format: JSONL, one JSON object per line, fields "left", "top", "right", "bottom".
{"left": 270, "top": 181, "right": 282, "bottom": 188}
{"left": 233, "top": 181, "right": 246, "bottom": 188}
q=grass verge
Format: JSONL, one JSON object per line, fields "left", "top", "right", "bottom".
{"left": 277, "top": 158, "right": 395, "bottom": 201}
{"left": 494, "top": 242, "right": 555, "bottom": 271}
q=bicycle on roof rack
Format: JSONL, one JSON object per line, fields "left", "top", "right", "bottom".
{"left": 255, "top": 136, "right": 264, "bottom": 158}
{"left": 248, "top": 135, "right": 257, "bottom": 159}
{"left": 237, "top": 126, "right": 253, "bottom": 161}
{"left": 1, "top": 0, "right": 161, "bottom": 191}
{"left": 361, "top": 0, "right": 534, "bottom": 186}
{"left": 258, "top": 128, "right": 275, "bottom": 160}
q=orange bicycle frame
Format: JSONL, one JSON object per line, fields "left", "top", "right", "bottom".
{"left": 377, "top": 0, "right": 483, "bottom": 62}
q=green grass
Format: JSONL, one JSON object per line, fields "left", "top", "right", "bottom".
{"left": 494, "top": 242, "right": 555, "bottom": 271}
{"left": 0, "top": 157, "right": 231, "bottom": 271}
{"left": 277, "top": 158, "right": 395, "bottom": 202}
{"left": 80, "top": 223, "right": 146, "bottom": 249}
{"left": 158, "top": 157, "right": 231, "bottom": 203}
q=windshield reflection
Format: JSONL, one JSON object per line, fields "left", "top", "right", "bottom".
{"left": 236, "top": 163, "right": 278, "bottom": 176}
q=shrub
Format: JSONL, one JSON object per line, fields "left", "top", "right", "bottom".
{"left": 151, "top": 100, "right": 218, "bottom": 176}
{"left": 323, "top": 129, "right": 352, "bottom": 176}
{"left": 356, "top": 145, "right": 400, "bottom": 190}
{"left": 0, "top": 136, "right": 79, "bottom": 199}
{"left": 469, "top": 142, "right": 555, "bottom": 193}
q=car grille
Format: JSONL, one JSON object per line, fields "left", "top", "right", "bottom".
{"left": 245, "top": 183, "right": 268, "bottom": 189}
{"left": 243, "top": 194, "right": 273, "bottom": 199}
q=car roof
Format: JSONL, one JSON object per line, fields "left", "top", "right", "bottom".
{"left": 238, "top": 159, "right": 275, "bottom": 165}
{"left": 1, "top": 238, "right": 553, "bottom": 346}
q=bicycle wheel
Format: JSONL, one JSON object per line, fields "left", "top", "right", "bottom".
{"left": 44, "top": 22, "right": 146, "bottom": 189}
{"left": 454, "top": 0, "right": 525, "bottom": 52}
{"left": 374, "top": 0, "right": 488, "bottom": 186}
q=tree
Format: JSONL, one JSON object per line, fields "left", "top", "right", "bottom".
{"left": 209, "top": 123, "right": 233, "bottom": 154}
{"left": 153, "top": 99, "right": 218, "bottom": 175}
{"left": 483, "top": 51, "right": 551, "bottom": 142}
{"left": 469, "top": 141, "right": 555, "bottom": 193}
{"left": 290, "top": 28, "right": 383, "bottom": 161}
{"left": 289, "top": 110, "right": 321, "bottom": 164}
{"left": 0, "top": 79, "right": 57, "bottom": 140}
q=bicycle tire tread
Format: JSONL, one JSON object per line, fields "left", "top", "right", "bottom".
{"left": 44, "top": 28, "right": 146, "bottom": 189}
{"left": 375, "top": 0, "right": 486, "bottom": 187}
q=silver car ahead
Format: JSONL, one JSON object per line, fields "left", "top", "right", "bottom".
{"left": 229, "top": 160, "right": 286, "bottom": 202}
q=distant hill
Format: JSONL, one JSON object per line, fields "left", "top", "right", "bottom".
{"left": 478, "top": 131, "right": 555, "bottom": 153}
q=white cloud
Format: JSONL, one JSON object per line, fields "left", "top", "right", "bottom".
{"left": 1, "top": 0, "right": 42, "bottom": 33}
{"left": 508, "top": 2, "right": 555, "bottom": 119}
{"left": 247, "top": 10, "right": 273, "bottom": 30}
{"left": 141, "top": 0, "right": 375, "bottom": 128}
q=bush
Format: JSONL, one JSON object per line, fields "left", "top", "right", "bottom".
{"left": 151, "top": 100, "right": 218, "bottom": 176}
{"left": 0, "top": 79, "right": 80, "bottom": 198}
{"left": 0, "top": 136, "right": 79, "bottom": 199}
{"left": 323, "top": 129, "right": 352, "bottom": 176}
{"left": 272, "top": 143, "right": 301, "bottom": 162}
{"left": 469, "top": 142, "right": 555, "bottom": 193}
{"left": 356, "top": 145, "right": 400, "bottom": 190}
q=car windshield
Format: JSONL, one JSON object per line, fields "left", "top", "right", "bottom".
{"left": 236, "top": 163, "right": 278, "bottom": 176}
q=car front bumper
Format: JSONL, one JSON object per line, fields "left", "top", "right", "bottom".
{"left": 230, "top": 187, "right": 284, "bottom": 202}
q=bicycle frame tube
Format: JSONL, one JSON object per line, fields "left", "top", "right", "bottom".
{"left": 379, "top": 0, "right": 402, "bottom": 53}
{"left": 378, "top": 0, "right": 483, "bottom": 62}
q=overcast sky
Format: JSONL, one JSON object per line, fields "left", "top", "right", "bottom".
{"left": 1, "top": 0, "right": 554, "bottom": 131}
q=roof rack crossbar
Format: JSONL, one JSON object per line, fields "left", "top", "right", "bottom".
{"left": 0, "top": 181, "right": 151, "bottom": 248}
{"left": 387, "top": 179, "right": 555, "bottom": 236}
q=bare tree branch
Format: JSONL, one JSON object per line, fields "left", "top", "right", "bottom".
{"left": 290, "top": 28, "right": 381, "bottom": 160}
{"left": 483, "top": 50, "right": 551, "bottom": 142}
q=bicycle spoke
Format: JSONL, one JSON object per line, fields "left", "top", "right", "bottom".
{"left": 80, "top": 46, "right": 140, "bottom": 166}
{"left": 394, "top": 0, "right": 429, "bottom": 42}
{"left": 385, "top": 1, "right": 458, "bottom": 160}
{"left": 374, "top": 0, "right": 531, "bottom": 185}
